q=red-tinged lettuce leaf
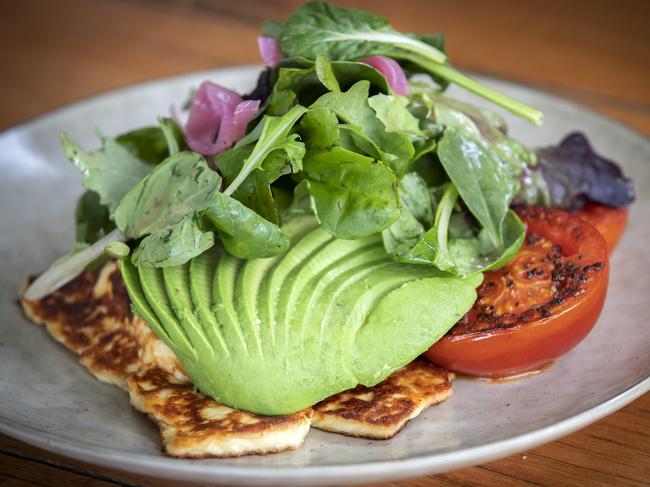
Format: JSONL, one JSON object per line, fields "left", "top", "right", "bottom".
{"left": 532, "top": 132, "right": 635, "bottom": 210}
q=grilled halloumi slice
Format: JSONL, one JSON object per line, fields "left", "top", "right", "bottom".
{"left": 21, "top": 262, "right": 140, "bottom": 389}
{"left": 312, "top": 360, "right": 453, "bottom": 439}
{"left": 20, "top": 260, "right": 453, "bottom": 456}
{"left": 128, "top": 366, "right": 312, "bottom": 458}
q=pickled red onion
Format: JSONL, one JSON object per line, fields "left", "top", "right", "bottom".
{"left": 362, "top": 56, "right": 409, "bottom": 96}
{"left": 257, "top": 36, "right": 282, "bottom": 67}
{"left": 184, "top": 81, "right": 260, "bottom": 155}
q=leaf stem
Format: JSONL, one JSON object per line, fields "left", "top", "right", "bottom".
{"left": 395, "top": 54, "right": 544, "bottom": 125}
{"left": 23, "top": 229, "right": 125, "bottom": 300}
{"left": 336, "top": 31, "right": 447, "bottom": 64}
{"left": 434, "top": 184, "right": 459, "bottom": 262}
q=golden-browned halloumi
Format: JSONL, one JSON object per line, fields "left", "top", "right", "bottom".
{"left": 312, "top": 360, "right": 453, "bottom": 439}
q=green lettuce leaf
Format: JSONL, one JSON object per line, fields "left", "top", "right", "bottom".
{"left": 74, "top": 190, "right": 115, "bottom": 244}
{"left": 304, "top": 146, "right": 400, "bottom": 238}
{"left": 312, "top": 80, "right": 415, "bottom": 176}
{"left": 61, "top": 132, "right": 153, "bottom": 213}
{"left": 114, "top": 152, "right": 221, "bottom": 239}
{"left": 204, "top": 192, "right": 290, "bottom": 258}
{"left": 437, "top": 128, "right": 516, "bottom": 250}
{"left": 383, "top": 181, "right": 525, "bottom": 276}
{"left": 132, "top": 214, "right": 215, "bottom": 267}
{"left": 368, "top": 93, "right": 424, "bottom": 137}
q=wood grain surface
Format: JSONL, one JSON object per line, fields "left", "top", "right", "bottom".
{"left": 1, "top": 0, "right": 648, "bottom": 486}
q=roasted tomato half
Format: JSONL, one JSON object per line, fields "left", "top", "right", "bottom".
{"left": 424, "top": 206, "right": 609, "bottom": 378}
{"left": 575, "top": 203, "right": 628, "bottom": 252}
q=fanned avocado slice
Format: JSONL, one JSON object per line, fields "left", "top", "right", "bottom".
{"left": 122, "top": 216, "right": 481, "bottom": 415}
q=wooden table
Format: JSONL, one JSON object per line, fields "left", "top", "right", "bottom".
{"left": 1, "top": 1, "right": 648, "bottom": 485}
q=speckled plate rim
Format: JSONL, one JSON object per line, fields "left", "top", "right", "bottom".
{"left": 1, "top": 66, "right": 648, "bottom": 486}
{"left": 0, "top": 376, "right": 647, "bottom": 485}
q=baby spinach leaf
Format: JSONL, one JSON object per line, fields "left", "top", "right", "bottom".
{"left": 216, "top": 144, "right": 276, "bottom": 224}
{"left": 230, "top": 149, "right": 300, "bottom": 225}
{"left": 132, "top": 214, "right": 215, "bottom": 267}
{"left": 298, "top": 106, "right": 340, "bottom": 149}
{"left": 339, "top": 121, "right": 414, "bottom": 178}
{"left": 368, "top": 94, "right": 424, "bottom": 137}
{"left": 204, "top": 191, "right": 290, "bottom": 258}
{"left": 399, "top": 173, "right": 434, "bottom": 226}
{"left": 266, "top": 57, "right": 389, "bottom": 117}
{"left": 74, "top": 190, "right": 115, "bottom": 244}
{"left": 382, "top": 205, "right": 427, "bottom": 262}
{"left": 480, "top": 210, "right": 526, "bottom": 272}
{"left": 433, "top": 98, "right": 535, "bottom": 187}
{"left": 61, "top": 132, "right": 153, "bottom": 213}
{"left": 437, "top": 128, "right": 515, "bottom": 250}
{"left": 304, "top": 146, "right": 400, "bottom": 238}
{"left": 315, "top": 55, "right": 340, "bottom": 92}
{"left": 278, "top": 2, "right": 447, "bottom": 66}
{"left": 113, "top": 149, "right": 290, "bottom": 266}
{"left": 266, "top": 64, "right": 319, "bottom": 115}
{"left": 312, "top": 81, "right": 416, "bottom": 177}
{"left": 312, "top": 80, "right": 417, "bottom": 177}
{"left": 114, "top": 152, "right": 221, "bottom": 239}
{"left": 330, "top": 61, "right": 389, "bottom": 93}
{"left": 380, "top": 132, "right": 415, "bottom": 177}
{"left": 215, "top": 106, "right": 307, "bottom": 223}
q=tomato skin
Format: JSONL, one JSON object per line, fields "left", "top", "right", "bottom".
{"left": 424, "top": 207, "right": 609, "bottom": 378}
{"left": 576, "top": 203, "right": 628, "bottom": 252}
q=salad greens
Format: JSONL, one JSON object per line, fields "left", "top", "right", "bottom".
{"left": 61, "top": 132, "right": 153, "bottom": 213}
{"left": 26, "top": 0, "right": 633, "bottom": 303}
{"left": 275, "top": 2, "right": 543, "bottom": 124}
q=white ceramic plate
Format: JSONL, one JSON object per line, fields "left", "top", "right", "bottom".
{"left": 0, "top": 66, "right": 648, "bottom": 486}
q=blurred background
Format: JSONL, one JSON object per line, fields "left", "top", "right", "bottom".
{"left": 1, "top": 0, "right": 649, "bottom": 134}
